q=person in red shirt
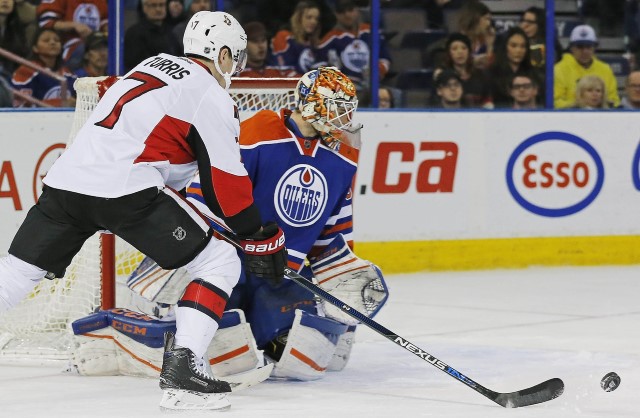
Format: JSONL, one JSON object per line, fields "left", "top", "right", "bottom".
{"left": 36, "top": 0, "right": 108, "bottom": 70}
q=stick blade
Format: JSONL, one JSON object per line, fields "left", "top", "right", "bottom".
{"left": 493, "top": 378, "right": 564, "bottom": 408}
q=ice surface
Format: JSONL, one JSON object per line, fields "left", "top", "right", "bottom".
{"left": 1, "top": 265, "right": 638, "bottom": 417}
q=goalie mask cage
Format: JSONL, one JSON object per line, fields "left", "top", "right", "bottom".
{"left": 0, "top": 76, "right": 298, "bottom": 365}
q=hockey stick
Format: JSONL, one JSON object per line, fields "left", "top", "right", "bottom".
{"left": 214, "top": 228, "right": 564, "bottom": 408}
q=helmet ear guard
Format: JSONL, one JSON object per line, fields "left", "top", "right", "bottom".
{"left": 294, "top": 67, "right": 360, "bottom": 150}
{"left": 183, "top": 11, "right": 247, "bottom": 89}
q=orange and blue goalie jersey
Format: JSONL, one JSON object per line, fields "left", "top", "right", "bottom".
{"left": 187, "top": 109, "right": 358, "bottom": 272}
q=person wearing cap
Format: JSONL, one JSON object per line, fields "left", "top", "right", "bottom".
{"left": 554, "top": 24, "right": 619, "bottom": 108}
{"left": 238, "top": 21, "right": 298, "bottom": 78}
{"left": 433, "top": 69, "right": 464, "bottom": 109}
{"left": 317, "top": 0, "right": 391, "bottom": 97}
{"left": 73, "top": 31, "right": 108, "bottom": 77}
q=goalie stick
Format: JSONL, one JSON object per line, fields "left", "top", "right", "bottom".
{"left": 212, "top": 227, "right": 564, "bottom": 408}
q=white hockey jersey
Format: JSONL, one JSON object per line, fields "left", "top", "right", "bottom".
{"left": 44, "top": 53, "right": 261, "bottom": 234}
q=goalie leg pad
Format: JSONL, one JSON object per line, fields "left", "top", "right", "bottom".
{"left": 71, "top": 308, "right": 176, "bottom": 377}
{"left": 71, "top": 309, "right": 272, "bottom": 391}
{"left": 207, "top": 309, "right": 261, "bottom": 377}
{"left": 271, "top": 309, "right": 348, "bottom": 381}
{"left": 126, "top": 255, "right": 191, "bottom": 306}
{"left": 310, "top": 234, "right": 389, "bottom": 325}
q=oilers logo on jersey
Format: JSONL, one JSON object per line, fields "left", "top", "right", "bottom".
{"left": 275, "top": 164, "right": 328, "bottom": 227}
{"left": 73, "top": 4, "right": 101, "bottom": 31}
{"left": 341, "top": 39, "right": 369, "bottom": 73}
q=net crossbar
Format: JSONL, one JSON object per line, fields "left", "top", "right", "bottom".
{"left": 0, "top": 76, "right": 297, "bottom": 365}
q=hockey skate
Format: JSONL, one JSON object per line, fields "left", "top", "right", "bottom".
{"left": 159, "top": 332, "right": 232, "bottom": 412}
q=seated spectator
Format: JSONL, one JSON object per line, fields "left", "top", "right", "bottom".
{"left": 74, "top": 31, "right": 108, "bottom": 77}
{"left": 166, "top": 0, "right": 186, "bottom": 30}
{"left": 508, "top": 73, "right": 539, "bottom": 109}
{"left": 124, "top": 0, "right": 180, "bottom": 72}
{"left": 256, "top": 0, "right": 335, "bottom": 39}
{"left": 486, "top": 26, "right": 537, "bottom": 108}
{"left": 12, "top": 0, "right": 37, "bottom": 45}
{"left": 36, "top": 0, "right": 108, "bottom": 71}
{"left": 554, "top": 25, "right": 620, "bottom": 109}
{"left": 1, "top": 0, "right": 36, "bottom": 78}
{"left": 270, "top": 0, "right": 322, "bottom": 75}
{"left": 172, "top": 0, "right": 212, "bottom": 44}
{"left": 434, "top": 32, "right": 492, "bottom": 108}
{"left": 620, "top": 70, "right": 640, "bottom": 110}
{"left": 317, "top": 0, "right": 391, "bottom": 97}
{"left": 518, "top": 6, "right": 546, "bottom": 68}
{"left": 433, "top": 69, "right": 464, "bottom": 109}
{"left": 239, "top": 21, "right": 298, "bottom": 78}
{"left": 574, "top": 75, "right": 608, "bottom": 109}
{"left": 455, "top": 0, "right": 495, "bottom": 70}
{"left": 11, "top": 27, "right": 75, "bottom": 107}
{"left": 378, "top": 86, "right": 394, "bottom": 109}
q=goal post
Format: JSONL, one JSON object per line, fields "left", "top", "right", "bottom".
{"left": 0, "top": 76, "right": 298, "bottom": 365}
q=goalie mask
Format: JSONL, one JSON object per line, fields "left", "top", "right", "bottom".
{"left": 183, "top": 11, "right": 247, "bottom": 90}
{"left": 295, "top": 67, "right": 360, "bottom": 150}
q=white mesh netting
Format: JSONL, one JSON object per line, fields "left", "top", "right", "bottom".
{"left": 0, "top": 76, "right": 297, "bottom": 365}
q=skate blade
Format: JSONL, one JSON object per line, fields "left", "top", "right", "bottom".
{"left": 159, "top": 389, "right": 230, "bottom": 412}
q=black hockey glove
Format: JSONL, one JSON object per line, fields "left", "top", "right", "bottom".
{"left": 238, "top": 221, "right": 286, "bottom": 284}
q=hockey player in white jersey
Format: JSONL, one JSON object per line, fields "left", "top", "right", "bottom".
{"left": 0, "top": 11, "right": 286, "bottom": 412}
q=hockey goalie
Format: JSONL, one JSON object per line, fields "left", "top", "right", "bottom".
{"left": 71, "top": 66, "right": 389, "bottom": 385}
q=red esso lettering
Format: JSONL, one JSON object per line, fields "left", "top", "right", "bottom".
{"left": 372, "top": 142, "right": 458, "bottom": 193}
{"left": 522, "top": 154, "right": 589, "bottom": 188}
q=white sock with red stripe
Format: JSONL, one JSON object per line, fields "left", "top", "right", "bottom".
{"left": 175, "top": 307, "right": 220, "bottom": 359}
{"left": 175, "top": 279, "right": 229, "bottom": 358}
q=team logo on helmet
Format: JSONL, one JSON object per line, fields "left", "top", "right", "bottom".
{"left": 274, "top": 164, "right": 328, "bottom": 227}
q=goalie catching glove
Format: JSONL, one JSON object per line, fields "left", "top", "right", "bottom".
{"left": 310, "top": 234, "right": 389, "bottom": 326}
{"left": 238, "top": 221, "right": 286, "bottom": 283}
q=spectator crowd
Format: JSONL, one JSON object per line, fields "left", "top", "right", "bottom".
{"left": 0, "top": 0, "right": 639, "bottom": 110}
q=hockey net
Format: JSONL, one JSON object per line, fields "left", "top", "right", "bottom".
{"left": 0, "top": 76, "right": 298, "bottom": 365}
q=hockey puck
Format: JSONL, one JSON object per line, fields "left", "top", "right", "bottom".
{"left": 600, "top": 372, "right": 621, "bottom": 392}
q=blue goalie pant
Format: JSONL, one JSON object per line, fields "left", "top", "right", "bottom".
{"left": 226, "top": 264, "right": 318, "bottom": 350}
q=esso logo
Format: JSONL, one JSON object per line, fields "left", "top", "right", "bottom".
{"left": 506, "top": 132, "right": 604, "bottom": 217}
